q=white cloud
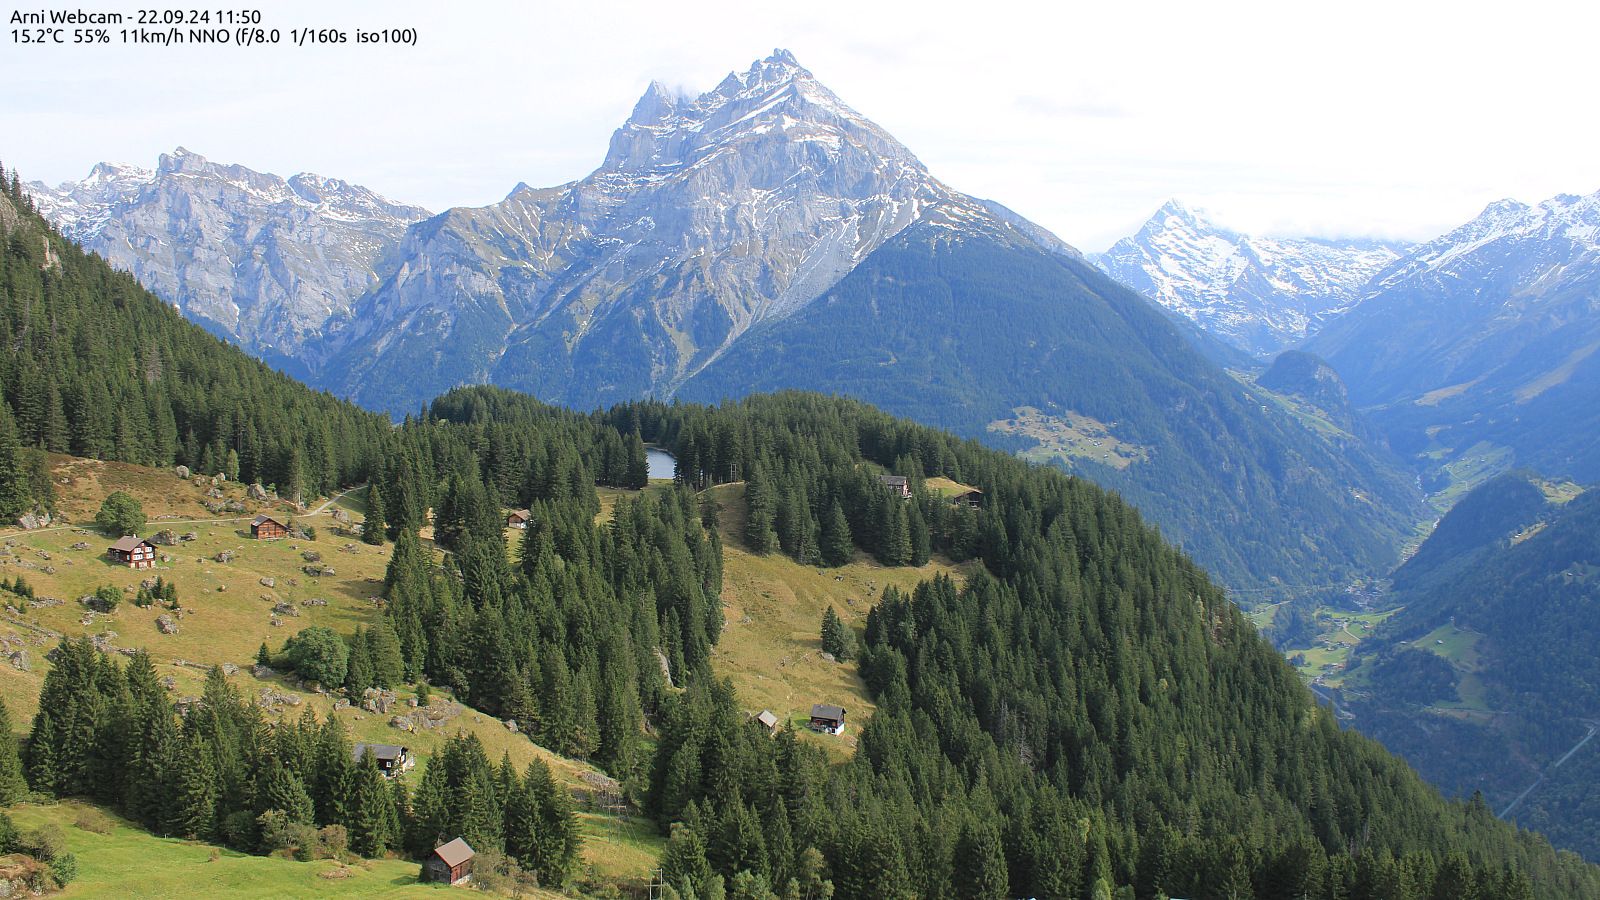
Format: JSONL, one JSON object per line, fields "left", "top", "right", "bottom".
{"left": 3, "top": 0, "right": 1594, "bottom": 251}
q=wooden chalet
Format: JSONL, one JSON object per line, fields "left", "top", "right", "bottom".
{"left": 251, "top": 514, "right": 288, "bottom": 540}
{"left": 949, "top": 488, "right": 984, "bottom": 509}
{"left": 424, "top": 837, "right": 475, "bottom": 885}
{"left": 878, "top": 474, "right": 911, "bottom": 499}
{"left": 809, "top": 703, "right": 846, "bottom": 735}
{"left": 352, "top": 742, "right": 414, "bottom": 777}
{"left": 506, "top": 509, "right": 531, "bottom": 529}
{"left": 755, "top": 710, "right": 780, "bottom": 733}
{"left": 107, "top": 536, "right": 157, "bottom": 570}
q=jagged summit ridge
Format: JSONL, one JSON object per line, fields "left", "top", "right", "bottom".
{"left": 318, "top": 51, "right": 1079, "bottom": 409}
{"left": 1094, "top": 200, "right": 1408, "bottom": 357}
{"left": 27, "top": 148, "right": 431, "bottom": 356}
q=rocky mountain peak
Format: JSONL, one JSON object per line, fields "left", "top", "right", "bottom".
{"left": 26, "top": 150, "right": 430, "bottom": 356}
{"left": 603, "top": 50, "right": 909, "bottom": 176}
{"left": 1097, "top": 200, "right": 1408, "bottom": 357}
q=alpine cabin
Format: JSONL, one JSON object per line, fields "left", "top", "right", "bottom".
{"left": 950, "top": 488, "right": 984, "bottom": 509}
{"left": 424, "top": 837, "right": 475, "bottom": 885}
{"left": 507, "top": 509, "right": 531, "bottom": 529}
{"left": 878, "top": 474, "right": 911, "bottom": 499}
{"left": 352, "top": 742, "right": 414, "bottom": 777}
{"left": 809, "top": 703, "right": 846, "bottom": 735}
{"left": 107, "top": 536, "right": 157, "bottom": 569}
{"left": 251, "top": 514, "right": 288, "bottom": 540}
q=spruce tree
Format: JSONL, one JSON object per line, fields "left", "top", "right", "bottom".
{"left": 0, "top": 404, "right": 30, "bottom": 519}
{"left": 344, "top": 628, "right": 374, "bottom": 695}
{"left": 743, "top": 465, "right": 777, "bottom": 554}
{"left": 348, "top": 752, "right": 399, "bottom": 857}
{"left": 0, "top": 697, "right": 26, "bottom": 805}
{"left": 368, "top": 621, "right": 406, "bottom": 689}
{"left": 169, "top": 736, "right": 219, "bottom": 840}
{"left": 952, "top": 822, "right": 1008, "bottom": 899}
{"left": 820, "top": 499, "right": 852, "bottom": 568}
{"left": 362, "top": 482, "right": 387, "bottom": 545}
{"left": 258, "top": 757, "right": 315, "bottom": 825}
{"left": 820, "top": 607, "right": 848, "bottom": 661}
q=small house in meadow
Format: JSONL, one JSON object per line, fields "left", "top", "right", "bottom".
{"left": 878, "top": 474, "right": 911, "bottom": 499}
{"left": 424, "top": 837, "right": 475, "bottom": 885}
{"left": 756, "top": 710, "right": 780, "bottom": 733}
{"left": 809, "top": 703, "right": 846, "bottom": 735}
{"left": 251, "top": 514, "right": 288, "bottom": 540}
{"left": 107, "top": 536, "right": 157, "bottom": 569}
{"left": 506, "top": 509, "right": 531, "bottom": 529}
{"left": 352, "top": 742, "right": 414, "bottom": 777}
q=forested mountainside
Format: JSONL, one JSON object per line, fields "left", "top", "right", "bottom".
{"left": 415, "top": 386, "right": 1595, "bottom": 899}
{"left": 24, "top": 54, "right": 1427, "bottom": 599}
{"left": 4, "top": 160, "right": 1599, "bottom": 896}
{"left": 678, "top": 221, "right": 1424, "bottom": 594}
{"left": 26, "top": 149, "right": 430, "bottom": 365}
{"left": 0, "top": 167, "right": 391, "bottom": 520}
{"left": 1338, "top": 473, "right": 1600, "bottom": 859}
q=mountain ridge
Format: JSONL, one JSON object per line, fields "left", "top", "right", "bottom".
{"left": 1093, "top": 200, "right": 1409, "bottom": 357}
{"left": 28, "top": 147, "right": 430, "bottom": 362}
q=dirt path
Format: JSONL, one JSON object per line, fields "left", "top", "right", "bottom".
{"left": 6, "top": 485, "right": 365, "bottom": 537}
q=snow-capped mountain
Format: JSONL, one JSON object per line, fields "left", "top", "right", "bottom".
{"left": 1094, "top": 201, "right": 1407, "bottom": 357}
{"left": 315, "top": 49, "right": 1077, "bottom": 410}
{"left": 28, "top": 150, "right": 430, "bottom": 361}
{"left": 19, "top": 50, "right": 1428, "bottom": 593}
{"left": 1308, "top": 190, "right": 1600, "bottom": 482}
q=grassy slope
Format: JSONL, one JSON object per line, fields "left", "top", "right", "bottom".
{"left": 6, "top": 801, "right": 486, "bottom": 900}
{"left": 702, "top": 482, "right": 976, "bottom": 761}
{"left": 0, "top": 458, "right": 663, "bottom": 891}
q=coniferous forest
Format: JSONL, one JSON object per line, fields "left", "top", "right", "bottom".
{"left": 3, "top": 169, "right": 1600, "bottom": 897}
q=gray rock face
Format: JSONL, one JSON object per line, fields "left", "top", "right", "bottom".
{"left": 26, "top": 51, "right": 1077, "bottom": 415}
{"left": 1094, "top": 200, "right": 1408, "bottom": 358}
{"left": 28, "top": 151, "right": 430, "bottom": 359}
{"left": 314, "top": 50, "right": 1077, "bottom": 412}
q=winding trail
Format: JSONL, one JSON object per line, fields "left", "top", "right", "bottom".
{"left": 6, "top": 485, "right": 365, "bottom": 536}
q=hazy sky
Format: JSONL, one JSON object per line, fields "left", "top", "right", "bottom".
{"left": 4, "top": 0, "right": 1594, "bottom": 251}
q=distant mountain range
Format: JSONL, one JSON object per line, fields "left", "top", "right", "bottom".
{"left": 1094, "top": 201, "right": 1408, "bottom": 357}
{"left": 1099, "top": 191, "right": 1600, "bottom": 493}
{"left": 1307, "top": 192, "right": 1600, "bottom": 486}
{"left": 28, "top": 152, "right": 429, "bottom": 367}
{"left": 24, "top": 50, "right": 1430, "bottom": 592}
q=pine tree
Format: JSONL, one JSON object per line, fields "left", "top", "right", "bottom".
{"left": 168, "top": 735, "right": 219, "bottom": 840}
{"left": 344, "top": 628, "right": 374, "bottom": 695}
{"left": 368, "top": 621, "right": 406, "bottom": 689}
{"left": 952, "top": 822, "right": 1008, "bottom": 899}
{"left": 627, "top": 432, "right": 650, "bottom": 489}
{"left": 347, "top": 752, "right": 400, "bottom": 857}
{"left": 0, "top": 697, "right": 26, "bottom": 804}
{"left": 820, "top": 499, "right": 852, "bottom": 568}
{"left": 820, "top": 607, "right": 849, "bottom": 661}
{"left": 743, "top": 465, "right": 778, "bottom": 554}
{"left": 662, "top": 823, "right": 715, "bottom": 898}
{"left": 0, "top": 404, "right": 31, "bottom": 519}
{"left": 362, "top": 482, "right": 387, "bottom": 545}
{"left": 258, "top": 757, "right": 315, "bottom": 824}
{"left": 878, "top": 498, "right": 911, "bottom": 567}
{"left": 907, "top": 503, "right": 931, "bottom": 567}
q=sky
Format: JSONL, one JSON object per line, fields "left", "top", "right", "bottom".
{"left": 3, "top": 0, "right": 1595, "bottom": 252}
